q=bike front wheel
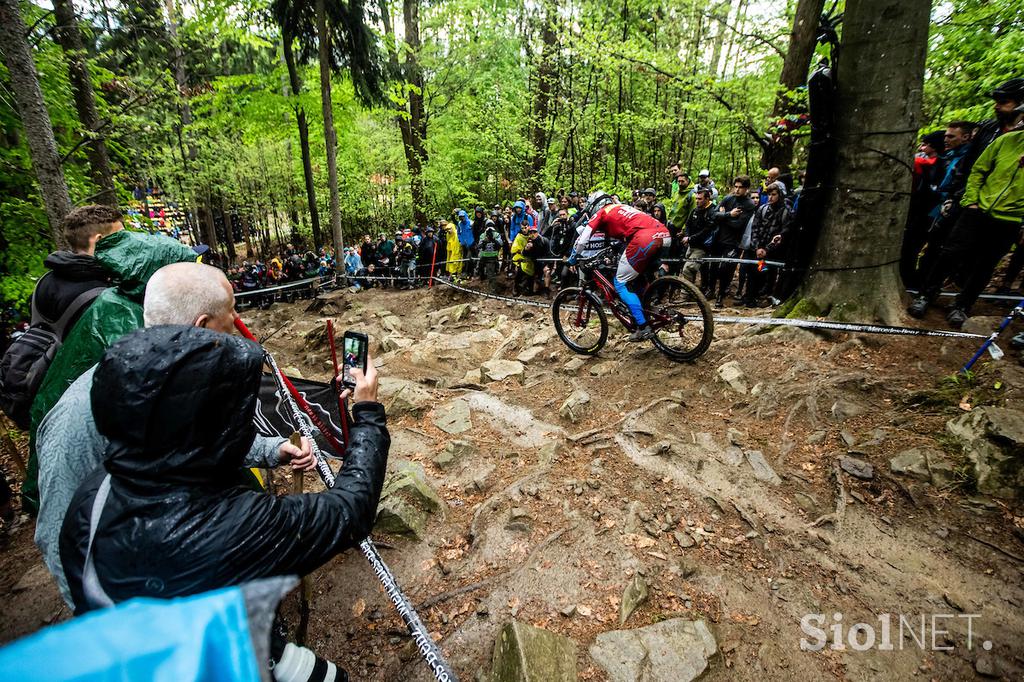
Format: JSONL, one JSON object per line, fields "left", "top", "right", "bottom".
{"left": 642, "top": 276, "right": 714, "bottom": 361}
{"left": 552, "top": 287, "right": 608, "bottom": 355}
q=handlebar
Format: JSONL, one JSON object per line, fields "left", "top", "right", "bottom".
{"left": 577, "top": 246, "right": 618, "bottom": 270}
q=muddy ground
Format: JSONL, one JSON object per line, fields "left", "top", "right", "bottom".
{"left": 2, "top": 281, "right": 1024, "bottom": 681}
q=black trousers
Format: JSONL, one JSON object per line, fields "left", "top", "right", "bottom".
{"left": 920, "top": 208, "right": 1021, "bottom": 313}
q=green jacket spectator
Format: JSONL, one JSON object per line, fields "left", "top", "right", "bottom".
{"left": 23, "top": 230, "right": 196, "bottom": 512}
{"left": 961, "top": 129, "right": 1024, "bottom": 222}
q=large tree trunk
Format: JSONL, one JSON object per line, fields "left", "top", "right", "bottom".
{"left": 52, "top": 0, "right": 116, "bottom": 204}
{"left": 316, "top": 0, "right": 344, "bottom": 255}
{"left": 0, "top": 0, "right": 73, "bottom": 245}
{"left": 529, "top": 3, "right": 557, "bottom": 182}
{"left": 760, "top": 0, "right": 826, "bottom": 171}
{"left": 785, "top": 0, "right": 931, "bottom": 323}
{"left": 282, "top": 28, "right": 323, "bottom": 248}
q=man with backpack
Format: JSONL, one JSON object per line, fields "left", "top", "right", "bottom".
{"left": 0, "top": 206, "right": 121, "bottom": 430}
{"left": 21, "top": 224, "right": 197, "bottom": 512}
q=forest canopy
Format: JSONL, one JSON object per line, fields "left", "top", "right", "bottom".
{"left": 1, "top": 0, "right": 1022, "bottom": 313}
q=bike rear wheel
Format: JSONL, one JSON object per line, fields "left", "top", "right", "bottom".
{"left": 552, "top": 287, "right": 608, "bottom": 355}
{"left": 642, "top": 276, "right": 714, "bottom": 361}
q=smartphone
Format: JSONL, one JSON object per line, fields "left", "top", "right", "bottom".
{"left": 341, "top": 331, "right": 368, "bottom": 389}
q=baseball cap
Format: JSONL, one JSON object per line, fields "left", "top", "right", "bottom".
{"left": 698, "top": 169, "right": 710, "bottom": 177}
{"left": 642, "top": 187, "right": 656, "bottom": 196}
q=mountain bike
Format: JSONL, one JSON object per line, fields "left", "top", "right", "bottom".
{"left": 551, "top": 247, "right": 714, "bottom": 361}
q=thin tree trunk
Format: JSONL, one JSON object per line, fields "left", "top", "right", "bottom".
{"left": 52, "top": 0, "right": 116, "bottom": 204}
{"left": 788, "top": 0, "right": 931, "bottom": 323}
{"left": 761, "top": 0, "right": 826, "bottom": 171}
{"left": 316, "top": 0, "right": 344, "bottom": 255}
{"left": 282, "top": 28, "right": 323, "bottom": 247}
{"left": 613, "top": 0, "right": 628, "bottom": 187}
{"left": 0, "top": 0, "right": 73, "bottom": 244}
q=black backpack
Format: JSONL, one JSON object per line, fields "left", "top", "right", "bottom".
{"left": 0, "top": 278, "right": 105, "bottom": 430}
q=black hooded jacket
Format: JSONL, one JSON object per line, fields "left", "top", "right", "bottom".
{"left": 33, "top": 251, "right": 112, "bottom": 336}
{"left": 60, "top": 325, "right": 390, "bottom": 613}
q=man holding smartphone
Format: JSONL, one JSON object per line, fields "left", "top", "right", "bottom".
{"left": 60, "top": 325, "right": 388, "bottom": 635}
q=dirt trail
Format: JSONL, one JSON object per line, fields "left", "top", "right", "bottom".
{"left": 2, "top": 283, "right": 1023, "bottom": 681}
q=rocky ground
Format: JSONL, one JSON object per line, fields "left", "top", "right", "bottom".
{"left": 2, "top": 281, "right": 1024, "bottom": 681}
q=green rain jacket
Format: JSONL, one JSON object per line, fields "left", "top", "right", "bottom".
{"left": 961, "top": 129, "right": 1024, "bottom": 223}
{"left": 23, "top": 230, "right": 197, "bottom": 512}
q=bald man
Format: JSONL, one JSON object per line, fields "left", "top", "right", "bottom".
{"left": 34, "top": 262, "right": 315, "bottom": 606}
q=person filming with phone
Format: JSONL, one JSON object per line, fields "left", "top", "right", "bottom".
{"left": 59, "top": 325, "right": 388, "bottom": 680}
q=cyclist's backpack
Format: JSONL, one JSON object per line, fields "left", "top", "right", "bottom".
{"left": 0, "top": 278, "right": 105, "bottom": 429}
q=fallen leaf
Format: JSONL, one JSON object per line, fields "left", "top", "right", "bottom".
{"left": 352, "top": 597, "right": 366, "bottom": 617}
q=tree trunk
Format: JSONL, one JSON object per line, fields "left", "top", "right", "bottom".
{"left": 52, "top": 0, "right": 116, "bottom": 204}
{"left": 0, "top": 0, "right": 73, "bottom": 245}
{"left": 529, "top": 2, "right": 557, "bottom": 182}
{"left": 612, "top": 0, "right": 628, "bottom": 187}
{"left": 316, "top": 0, "right": 344, "bottom": 254}
{"left": 760, "top": 0, "right": 826, "bottom": 171}
{"left": 395, "top": 0, "right": 428, "bottom": 225}
{"left": 785, "top": 0, "right": 930, "bottom": 323}
{"left": 282, "top": 28, "right": 323, "bottom": 248}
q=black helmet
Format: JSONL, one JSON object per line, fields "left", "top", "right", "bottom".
{"left": 991, "top": 78, "right": 1024, "bottom": 102}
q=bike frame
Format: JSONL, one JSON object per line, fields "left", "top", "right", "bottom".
{"left": 575, "top": 262, "right": 676, "bottom": 333}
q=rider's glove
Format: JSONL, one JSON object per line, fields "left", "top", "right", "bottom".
{"left": 567, "top": 249, "right": 578, "bottom": 266}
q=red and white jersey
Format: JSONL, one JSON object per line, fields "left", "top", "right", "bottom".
{"left": 587, "top": 204, "right": 668, "bottom": 242}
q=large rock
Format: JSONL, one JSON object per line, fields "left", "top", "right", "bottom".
{"left": 491, "top": 620, "right": 577, "bottom": 682}
{"left": 379, "top": 334, "right": 413, "bottom": 353}
{"left": 831, "top": 399, "right": 866, "bottom": 422}
{"left": 378, "top": 377, "right": 433, "bottom": 416}
{"left": 428, "top": 302, "right": 472, "bottom": 324}
{"left": 375, "top": 498, "right": 428, "bottom": 538}
{"left": 432, "top": 398, "right": 472, "bottom": 434}
{"left": 947, "top": 407, "right": 1024, "bottom": 498}
{"left": 376, "top": 460, "right": 445, "bottom": 538}
{"left": 716, "top": 361, "right": 748, "bottom": 394}
{"left": 559, "top": 389, "right": 591, "bottom": 423}
{"left": 517, "top": 346, "right": 546, "bottom": 364}
{"left": 481, "top": 359, "right": 526, "bottom": 383}
{"left": 590, "top": 360, "right": 618, "bottom": 377}
{"left": 589, "top": 618, "right": 717, "bottom": 682}
{"left": 744, "top": 450, "right": 781, "bottom": 485}
{"left": 890, "top": 447, "right": 955, "bottom": 486}
{"left": 434, "top": 439, "right": 477, "bottom": 470}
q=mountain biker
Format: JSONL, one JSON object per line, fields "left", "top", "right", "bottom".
{"left": 569, "top": 192, "right": 672, "bottom": 341}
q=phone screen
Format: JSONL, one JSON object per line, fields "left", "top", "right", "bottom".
{"left": 342, "top": 333, "right": 368, "bottom": 388}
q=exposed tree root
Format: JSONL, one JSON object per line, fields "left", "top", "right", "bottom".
{"left": 808, "top": 461, "right": 847, "bottom": 531}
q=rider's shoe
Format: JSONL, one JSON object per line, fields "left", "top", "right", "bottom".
{"left": 627, "top": 325, "right": 655, "bottom": 342}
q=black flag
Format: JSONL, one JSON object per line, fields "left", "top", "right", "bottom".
{"left": 254, "top": 373, "right": 345, "bottom": 458}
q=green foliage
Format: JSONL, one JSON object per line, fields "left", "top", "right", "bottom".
{"left": 2, "top": 0, "right": 1020, "bottom": 320}
{"left": 926, "top": 0, "right": 1024, "bottom": 126}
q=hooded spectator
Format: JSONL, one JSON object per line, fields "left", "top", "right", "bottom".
{"left": 23, "top": 230, "right": 197, "bottom": 513}
{"left": 59, "top": 325, "right": 388, "bottom": 614}
{"left": 510, "top": 200, "right": 535, "bottom": 241}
